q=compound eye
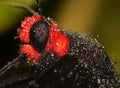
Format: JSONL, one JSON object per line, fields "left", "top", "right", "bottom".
{"left": 30, "top": 20, "right": 50, "bottom": 52}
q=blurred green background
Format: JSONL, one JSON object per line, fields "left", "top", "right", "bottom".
{"left": 0, "top": 0, "right": 120, "bottom": 73}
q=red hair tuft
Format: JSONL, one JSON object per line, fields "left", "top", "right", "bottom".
{"left": 18, "top": 15, "right": 41, "bottom": 43}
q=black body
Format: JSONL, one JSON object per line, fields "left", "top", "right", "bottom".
{"left": 0, "top": 32, "right": 119, "bottom": 88}
{"left": 30, "top": 20, "right": 50, "bottom": 52}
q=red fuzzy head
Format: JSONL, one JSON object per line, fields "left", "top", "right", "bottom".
{"left": 18, "top": 15, "right": 70, "bottom": 63}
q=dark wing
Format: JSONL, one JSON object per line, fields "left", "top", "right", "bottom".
{"left": 0, "top": 66, "right": 38, "bottom": 88}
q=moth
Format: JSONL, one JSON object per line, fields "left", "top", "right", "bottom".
{"left": 0, "top": 0, "right": 119, "bottom": 88}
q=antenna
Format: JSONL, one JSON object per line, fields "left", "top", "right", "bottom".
{"left": 0, "top": 54, "right": 24, "bottom": 75}
{"left": 0, "top": 2, "right": 37, "bottom": 15}
{"left": 35, "top": 0, "right": 43, "bottom": 15}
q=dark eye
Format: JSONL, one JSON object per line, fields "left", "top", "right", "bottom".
{"left": 30, "top": 20, "right": 50, "bottom": 52}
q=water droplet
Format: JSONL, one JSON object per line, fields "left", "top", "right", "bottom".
{"left": 54, "top": 69, "right": 57, "bottom": 73}
{"left": 60, "top": 77, "right": 65, "bottom": 82}
{"left": 76, "top": 82, "right": 80, "bottom": 86}
{"left": 69, "top": 71, "right": 73, "bottom": 75}
{"left": 46, "top": 62, "right": 49, "bottom": 65}
{"left": 14, "top": 36, "right": 18, "bottom": 39}
{"left": 34, "top": 70, "right": 37, "bottom": 73}
{"left": 51, "top": 53, "right": 54, "bottom": 57}
{"left": 98, "top": 79, "right": 101, "bottom": 84}
{"left": 68, "top": 71, "right": 73, "bottom": 78}
{"left": 102, "top": 46, "right": 105, "bottom": 49}
{"left": 84, "top": 63, "right": 88, "bottom": 68}
{"left": 27, "top": 60, "right": 29, "bottom": 63}
{"left": 96, "top": 34, "right": 99, "bottom": 38}
{"left": 56, "top": 42, "right": 59, "bottom": 45}
{"left": 101, "top": 79, "right": 105, "bottom": 83}
{"left": 75, "top": 65, "right": 79, "bottom": 68}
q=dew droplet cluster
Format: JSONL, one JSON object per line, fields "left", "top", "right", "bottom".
{"left": 29, "top": 32, "right": 120, "bottom": 88}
